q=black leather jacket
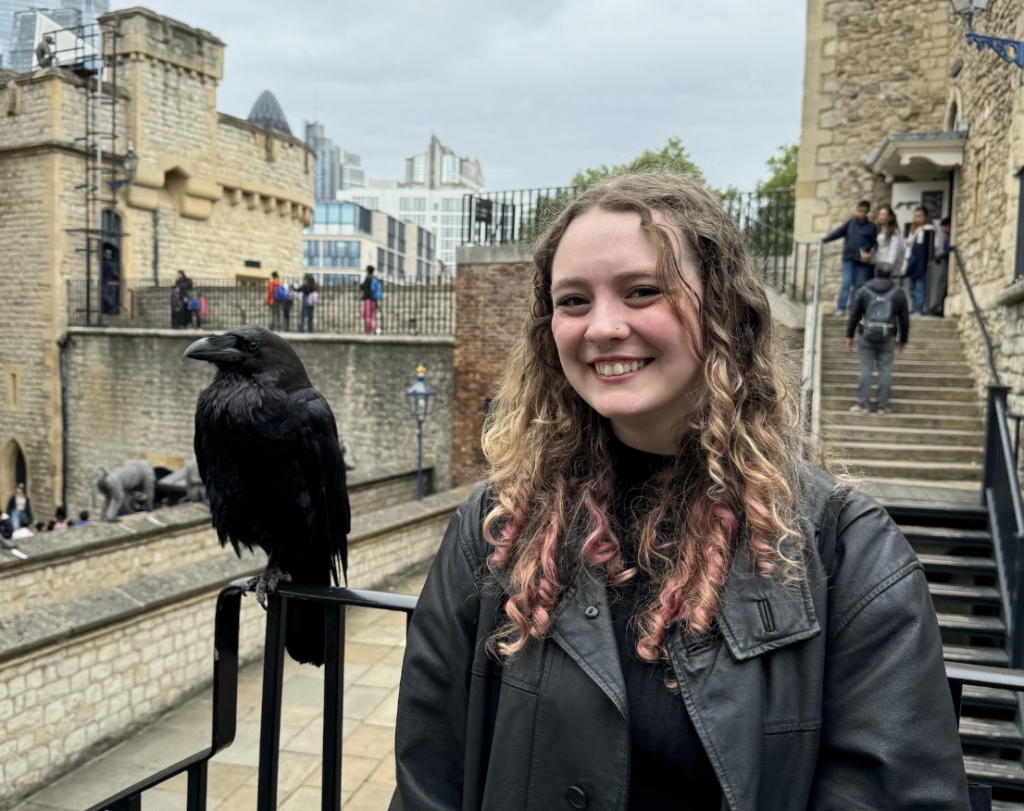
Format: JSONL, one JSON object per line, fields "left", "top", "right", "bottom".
{"left": 391, "top": 467, "right": 970, "bottom": 811}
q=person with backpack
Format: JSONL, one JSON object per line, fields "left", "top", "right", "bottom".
{"left": 295, "top": 274, "right": 319, "bottom": 333}
{"left": 266, "top": 271, "right": 288, "bottom": 331}
{"left": 361, "top": 265, "right": 382, "bottom": 335}
{"left": 845, "top": 262, "right": 909, "bottom": 414}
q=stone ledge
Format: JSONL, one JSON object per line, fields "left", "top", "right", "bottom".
{"left": 0, "top": 484, "right": 474, "bottom": 664}
{"left": 456, "top": 244, "right": 533, "bottom": 265}
{"left": 996, "top": 278, "right": 1024, "bottom": 308}
{"left": 0, "top": 464, "right": 432, "bottom": 574}
{"left": 66, "top": 327, "right": 455, "bottom": 346}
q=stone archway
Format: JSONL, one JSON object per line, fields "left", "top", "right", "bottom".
{"left": 0, "top": 437, "right": 28, "bottom": 506}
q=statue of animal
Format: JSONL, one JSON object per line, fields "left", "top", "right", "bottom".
{"left": 96, "top": 460, "right": 156, "bottom": 521}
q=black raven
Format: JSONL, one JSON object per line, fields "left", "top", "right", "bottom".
{"left": 184, "top": 326, "right": 350, "bottom": 666}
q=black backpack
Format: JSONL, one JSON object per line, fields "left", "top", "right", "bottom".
{"left": 860, "top": 286, "right": 898, "bottom": 344}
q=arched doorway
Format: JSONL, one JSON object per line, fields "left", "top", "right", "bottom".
{"left": 0, "top": 438, "right": 28, "bottom": 506}
{"left": 100, "top": 210, "right": 122, "bottom": 316}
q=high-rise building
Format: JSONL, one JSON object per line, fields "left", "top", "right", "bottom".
{"left": 338, "top": 135, "right": 484, "bottom": 273}
{"left": 341, "top": 150, "right": 365, "bottom": 189}
{"left": 404, "top": 134, "right": 483, "bottom": 191}
{"left": 0, "top": 0, "right": 107, "bottom": 69}
{"left": 305, "top": 121, "right": 341, "bottom": 202}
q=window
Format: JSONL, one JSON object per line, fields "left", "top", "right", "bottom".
{"left": 427, "top": 232, "right": 435, "bottom": 261}
{"left": 377, "top": 248, "right": 385, "bottom": 272}
{"left": 244, "top": 259, "right": 262, "bottom": 268}
{"left": 321, "top": 273, "right": 360, "bottom": 286}
{"left": 323, "top": 241, "right": 360, "bottom": 268}
{"left": 417, "top": 229, "right": 425, "bottom": 257}
{"left": 441, "top": 198, "right": 461, "bottom": 212}
{"left": 397, "top": 256, "right": 405, "bottom": 281}
{"left": 387, "top": 217, "right": 396, "bottom": 250}
{"left": 303, "top": 240, "right": 320, "bottom": 267}
{"left": 399, "top": 197, "right": 427, "bottom": 212}
{"left": 412, "top": 156, "right": 425, "bottom": 183}
{"left": 441, "top": 154, "right": 459, "bottom": 184}
{"left": 387, "top": 251, "right": 396, "bottom": 276}
{"left": 398, "top": 222, "right": 406, "bottom": 254}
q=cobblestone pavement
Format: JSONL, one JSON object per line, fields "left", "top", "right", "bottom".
{"left": 13, "top": 563, "right": 429, "bottom": 811}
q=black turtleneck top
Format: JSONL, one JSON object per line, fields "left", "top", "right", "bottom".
{"left": 607, "top": 433, "right": 722, "bottom": 810}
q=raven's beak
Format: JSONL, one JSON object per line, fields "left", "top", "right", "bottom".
{"left": 183, "top": 335, "right": 243, "bottom": 364}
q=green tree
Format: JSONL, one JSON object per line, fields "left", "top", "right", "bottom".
{"left": 571, "top": 137, "right": 706, "bottom": 187}
{"left": 757, "top": 143, "right": 797, "bottom": 192}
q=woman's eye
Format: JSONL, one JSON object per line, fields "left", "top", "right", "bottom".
{"left": 556, "top": 295, "right": 587, "bottom": 308}
{"left": 627, "top": 286, "right": 660, "bottom": 299}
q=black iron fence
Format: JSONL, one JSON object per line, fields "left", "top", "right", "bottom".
{"left": 81, "top": 578, "right": 1019, "bottom": 810}
{"left": 461, "top": 187, "right": 804, "bottom": 301}
{"left": 66, "top": 277, "right": 456, "bottom": 336}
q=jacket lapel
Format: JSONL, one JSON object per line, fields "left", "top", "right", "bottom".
{"left": 550, "top": 575, "right": 629, "bottom": 723}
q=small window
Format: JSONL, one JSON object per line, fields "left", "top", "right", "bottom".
{"left": 244, "top": 259, "right": 262, "bottom": 268}
{"left": 3, "top": 364, "right": 23, "bottom": 412}
{"left": 303, "top": 241, "right": 320, "bottom": 268}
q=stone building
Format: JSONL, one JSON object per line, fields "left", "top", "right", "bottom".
{"left": 0, "top": 6, "right": 315, "bottom": 514}
{"left": 795, "top": 0, "right": 1024, "bottom": 418}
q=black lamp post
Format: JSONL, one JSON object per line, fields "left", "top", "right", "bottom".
{"left": 405, "top": 364, "right": 437, "bottom": 500}
{"left": 108, "top": 143, "right": 139, "bottom": 192}
{"left": 949, "top": 0, "right": 1024, "bottom": 68}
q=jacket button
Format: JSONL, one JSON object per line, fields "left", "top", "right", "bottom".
{"left": 565, "top": 785, "right": 588, "bottom": 808}
{"left": 583, "top": 605, "right": 599, "bottom": 619}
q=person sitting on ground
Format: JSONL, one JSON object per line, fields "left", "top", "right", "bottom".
{"left": 0, "top": 512, "right": 15, "bottom": 549}
{"left": 78, "top": 510, "right": 90, "bottom": 526}
{"left": 846, "top": 261, "right": 910, "bottom": 414}
{"left": 47, "top": 505, "right": 70, "bottom": 531}
{"left": 820, "top": 200, "right": 877, "bottom": 317}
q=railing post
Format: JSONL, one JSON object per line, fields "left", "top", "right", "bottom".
{"left": 981, "top": 387, "right": 1006, "bottom": 507}
{"left": 321, "top": 603, "right": 346, "bottom": 810}
{"left": 257, "top": 593, "right": 288, "bottom": 811}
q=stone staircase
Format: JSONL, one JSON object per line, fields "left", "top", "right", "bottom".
{"left": 820, "top": 316, "right": 984, "bottom": 485}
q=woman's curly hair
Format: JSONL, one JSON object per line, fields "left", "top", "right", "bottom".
{"left": 481, "top": 172, "right": 803, "bottom": 664}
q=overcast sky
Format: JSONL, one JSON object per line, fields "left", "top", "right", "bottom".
{"left": 123, "top": 0, "right": 807, "bottom": 191}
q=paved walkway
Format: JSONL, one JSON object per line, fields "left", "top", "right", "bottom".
{"left": 13, "top": 564, "right": 428, "bottom": 811}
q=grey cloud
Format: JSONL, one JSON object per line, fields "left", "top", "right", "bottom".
{"left": 126, "top": 0, "right": 805, "bottom": 190}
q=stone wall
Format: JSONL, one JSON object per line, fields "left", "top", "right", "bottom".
{"left": 452, "top": 246, "right": 534, "bottom": 485}
{"left": 59, "top": 330, "right": 454, "bottom": 514}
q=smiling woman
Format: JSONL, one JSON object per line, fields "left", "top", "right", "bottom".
{"left": 390, "top": 173, "right": 970, "bottom": 811}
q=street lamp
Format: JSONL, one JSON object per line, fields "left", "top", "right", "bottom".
{"left": 948, "top": 0, "right": 1024, "bottom": 68}
{"left": 405, "top": 364, "right": 437, "bottom": 500}
{"left": 108, "top": 143, "right": 139, "bottom": 192}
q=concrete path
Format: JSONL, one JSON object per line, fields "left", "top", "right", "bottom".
{"left": 13, "top": 564, "right": 429, "bottom": 811}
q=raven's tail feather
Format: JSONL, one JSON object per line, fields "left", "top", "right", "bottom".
{"left": 285, "top": 599, "right": 327, "bottom": 666}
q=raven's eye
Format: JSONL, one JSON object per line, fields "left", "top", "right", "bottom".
{"left": 248, "top": 341, "right": 259, "bottom": 351}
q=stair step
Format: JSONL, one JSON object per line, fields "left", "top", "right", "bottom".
{"left": 824, "top": 441, "right": 983, "bottom": 464}
{"left": 821, "top": 410, "right": 984, "bottom": 431}
{"left": 919, "top": 554, "right": 997, "bottom": 575}
{"left": 930, "top": 583, "right": 1002, "bottom": 603}
{"left": 960, "top": 716, "right": 1023, "bottom": 748}
{"left": 903, "top": 525, "right": 992, "bottom": 547}
{"left": 827, "top": 359, "right": 973, "bottom": 375}
{"left": 945, "top": 644, "right": 1010, "bottom": 665}
{"left": 821, "top": 371, "right": 976, "bottom": 388}
{"left": 820, "top": 396, "right": 983, "bottom": 416}
{"left": 822, "top": 424, "right": 985, "bottom": 446}
{"left": 964, "top": 754, "right": 1024, "bottom": 788}
{"left": 963, "top": 685, "right": 1019, "bottom": 709}
{"left": 840, "top": 458, "right": 981, "bottom": 483}
{"left": 936, "top": 612, "right": 1006, "bottom": 636}
{"left": 821, "top": 383, "right": 979, "bottom": 402}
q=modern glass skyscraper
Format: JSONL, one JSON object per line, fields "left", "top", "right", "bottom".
{"left": 0, "top": 0, "right": 108, "bottom": 69}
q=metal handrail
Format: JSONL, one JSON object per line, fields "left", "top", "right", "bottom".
{"left": 951, "top": 247, "right": 1001, "bottom": 385}
{"left": 802, "top": 242, "right": 825, "bottom": 434}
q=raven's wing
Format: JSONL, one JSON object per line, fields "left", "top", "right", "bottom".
{"left": 288, "top": 387, "right": 351, "bottom": 584}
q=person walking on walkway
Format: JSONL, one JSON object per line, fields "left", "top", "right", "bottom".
{"left": 296, "top": 274, "right": 319, "bottom": 333}
{"left": 266, "top": 272, "right": 286, "bottom": 332}
{"left": 846, "top": 262, "right": 909, "bottom": 414}
{"left": 361, "top": 265, "right": 382, "bottom": 335}
{"left": 905, "top": 206, "right": 935, "bottom": 316}
{"left": 821, "top": 200, "right": 877, "bottom": 317}
{"left": 6, "top": 484, "right": 31, "bottom": 530}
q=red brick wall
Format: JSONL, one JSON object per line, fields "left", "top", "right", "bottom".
{"left": 452, "top": 247, "right": 535, "bottom": 485}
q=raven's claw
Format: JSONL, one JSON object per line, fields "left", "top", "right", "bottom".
{"left": 247, "top": 563, "right": 292, "bottom": 609}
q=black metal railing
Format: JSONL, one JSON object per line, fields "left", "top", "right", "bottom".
{"left": 951, "top": 248, "right": 1024, "bottom": 669}
{"left": 66, "top": 277, "right": 456, "bottom": 336}
{"left": 83, "top": 580, "right": 244, "bottom": 811}
{"left": 461, "top": 186, "right": 801, "bottom": 300}
{"left": 802, "top": 242, "right": 826, "bottom": 436}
